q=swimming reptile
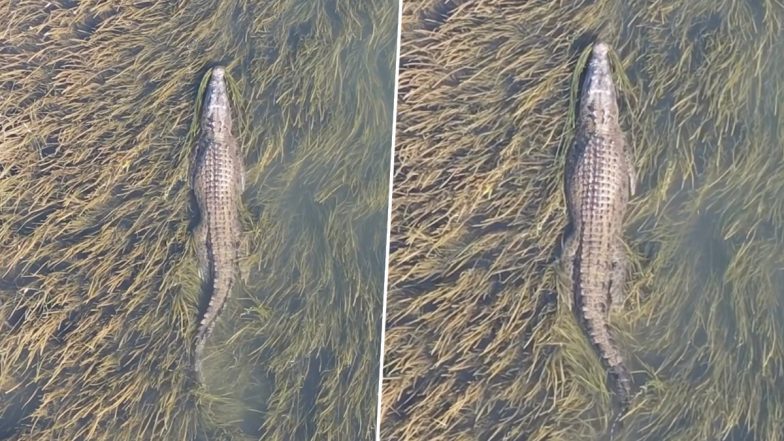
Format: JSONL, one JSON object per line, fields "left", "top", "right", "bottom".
{"left": 191, "top": 66, "right": 243, "bottom": 375}
{"left": 561, "top": 41, "right": 636, "bottom": 429}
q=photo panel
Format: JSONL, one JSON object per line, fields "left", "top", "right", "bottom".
{"left": 381, "top": 1, "right": 784, "bottom": 440}
{"left": 0, "top": 1, "right": 399, "bottom": 440}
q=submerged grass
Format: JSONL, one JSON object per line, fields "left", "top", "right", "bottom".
{"left": 383, "top": 1, "right": 784, "bottom": 440}
{"left": 0, "top": 1, "right": 396, "bottom": 440}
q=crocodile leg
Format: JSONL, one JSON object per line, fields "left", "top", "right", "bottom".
{"left": 561, "top": 231, "right": 578, "bottom": 279}
{"left": 609, "top": 239, "right": 627, "bottom": 315}
{"left": 194, "top": 221, "right": 210, "bottom": 282}
{"left": 625, "top": 144, "right": 636, "bottom": 197}
{"left": 558, "top": 231, "right": 579, "bottom": 312}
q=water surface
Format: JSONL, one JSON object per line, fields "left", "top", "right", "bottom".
{"left": 383, "top": 1, "right": 784, "bottom": 440}
{"left": 0, "top": 1, "right": 397, "bottom": 440}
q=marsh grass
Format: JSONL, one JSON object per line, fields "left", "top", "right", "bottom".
{"left": 0, "top": 1, "right": 395, "bottom": 440}
{"left": 383, "top": 1, "right": 784, "bottom": 440}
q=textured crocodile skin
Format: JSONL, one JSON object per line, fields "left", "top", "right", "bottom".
{"left": 563, "top": 42, "right": 635, "bottom": 409}
{"left": 192, "top": 66, "right": 243, "bottom": 375}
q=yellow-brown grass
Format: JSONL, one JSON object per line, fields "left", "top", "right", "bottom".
{"left": 383, "top": 1, "right": 784, "bottom": 440}
{"left": 0, "top": 1, "right": 396, "bottom": 440}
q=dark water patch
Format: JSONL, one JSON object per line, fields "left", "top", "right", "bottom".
{"left": 286, "top": 20, "right": 314, "bottom": 54}
{"left": 290, "top": 349, "right": 336, "bottom": 441}
{"left": 11, "top": 204, "right": 62, "bottom": 237}
{"left": 0, "top": 163, "right": 21, "bottom": 179}
{"left": 0, "top": 382, "right": 42, "bottom": 440}
{"left": 684, "top": 12, "right": 722, "bottom": 69}
{"left": 323, "top": 0, "right": 343, "bottom": 36}
{"left": 722, "top": 424, "right": 754, "bottom": 441}
{"left": 413, "top": 0, "right": 469, "bottom": 33}
{"left": 4, "top": 304, "right": 28, "bottom": 333}
{"left": 385, "top": 354, "right": 441, "bottom": 422}
{"left": 56, "top": 0, "right": 78, "bottom": 9}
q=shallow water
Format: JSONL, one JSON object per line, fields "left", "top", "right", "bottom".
{"left": 0, "top": 1, "right": 396, "bottom": 440}
{"left": 383, "top": 1, "right": 784, "bottom": 440}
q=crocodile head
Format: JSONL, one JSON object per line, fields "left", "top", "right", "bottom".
{"left": 579, "top": 41, "right": 619, "bottom": 127}
{"left": 201, "top": 65, "right": 233, "bottom": 138}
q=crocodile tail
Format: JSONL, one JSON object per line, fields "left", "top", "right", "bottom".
{"left": 607, "top": 362, "right": 632, "bottom": 439}
{"left": 584, "top": 316, "right": 634, "bottom": 407}
{"left": 602, "top": 336, "right": 633, "bottom": 440}
{"left": 192, "top": 327, "right": 210, "bottom": 383}
{"left": 608, "top": 411, "right": 623, "bottom": 441}
{"left": 193, "top": 331, "right": 206, "bottom": 373}
{"left": 610, "top": 362, "right": 633, "bottom": 408}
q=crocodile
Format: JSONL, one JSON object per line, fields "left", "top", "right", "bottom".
{"left": 561, "top": 41, "right": 636, "bottom": 428}
{"left": 191, "top": 66, "right": 243, "bottom": 376}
